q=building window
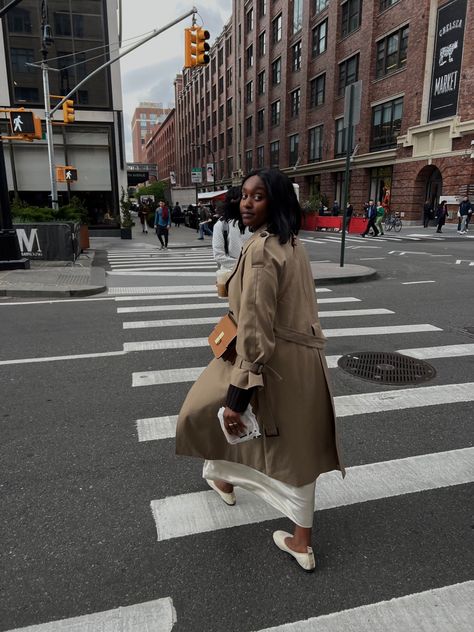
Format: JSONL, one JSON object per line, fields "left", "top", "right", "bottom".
{"left": 369, "top": 166, "right": 393, "bottom": 204}
{"left": 308, "top": 126, "right": 323, "bottom": 162}
{"left": 371, "top": 97, "right": 403, "bottom": 150}
{"left": 246, "top": 7, "right": 254, "bottom": 32}
{"left": 257, "top": 109, "right": 265, "bottom": 132}
{"left": 227, "top": 155, "right": 234, "bottom": 177}
{"left": 335, "top": 118, "right": 346, "bottom": 157}
{"left": 226, "top": 67, "right": 233, "bottom": 87}
{"left": 212, "top": 110, "right": 217, "bottom": 126}
{"left": 380, "top": 0, "right": 398, "bottom": 10}
{"left": 376, "top": 26, "right": 409, "bottom": 78}
{"left": 313, "top": 0, "right": 329, "bottom": 14}
{"left": 257, "top": 145, "right": 265, "bottom": 168}
{"left": 272, "top": 14, "right": 282, "bottom": 43}
{"left": 246, "top": 150, "right": 253, "bottom": 173}
{"left": 226, "top": 97, "right": 233, "bottom": 116}
{"left": 258, "top": 70, "right": 266, "bottom": 95}
{"left": 312, "top": 19, "right": 327, "bottom": 57}
{"left": 271, "top": 57, "right": 282, "bottom": 85}
{"left": 258, "top": 31, "right": 266, "bottom": 57}
{"left": 218, "top": 76, "right": 224, "bottom": 94}
{"left": 212, "top": 84, "right": 216, "bottom": 100}
{"left": 246, "top": 81, "right": 254, "bottom": 103}
{"left": 219, "top": 104, "right": 224, "bottom": 122}
{"left": 310, "top": 73, "right": 325, "bottom": 107}
{"left": 293, "top": 0, "right": 303, "bottom": 34}
{"left": 11, "top": 48, "right": 34, "bottom": 73}
{"left": 206, "top": 115, "right": 210, "bottom": 131}
{"left": 7, "top": 7, "right": 32, "bottom": 33}
{"left": 246, "top": 116, "right": 253, "bottom": 137}
{"left": 227, "top": 127, "right": 233, "bottom": 146}
{"left": 289, "top": 134, "right": 299, "bottom": 166}
{"left": 270, "top": 100, "right": 281, "bottom": 126}
{"left": 258, "top": 0, "right": 267, "bottom": 17}
{"left": 341, "top": 0, "right": 362, "bottom": 37}
{"left": 270, "top": 140, "right": 280, "bottom": 167}
{"left": 218, "top": 47, "right": 224, "bottom": 67}
{"left": 246, "top": 44, "right": 254, "bottom": 68}
{"left": 219, "top": 132, "right": 225, "bottom": 149}
{"left": 338, "top": 54, "right": 359, "bottom": 96}
{"left": 290, "top": 88, "right": 301, "bottom": 118}
{"left": 292, "top": 41, "right": 302, "bottom": 71}
{"left": 226, "top": 36, "right": 232, "bottom": 56}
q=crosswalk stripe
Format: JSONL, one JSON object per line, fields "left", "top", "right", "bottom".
{"left": 400, "top": 343, "right": 474, "bottom": 359}
{"left": 124, "top": 316, "right": 222, "bottom": 329}
{"left": 254, "top": 582, "right": 474, "bottom": 632}
{"left": 108, "top": 286, "right": 332, "bottom": 295}
{"left": 150, "top": 447, "right": 473, "bottom": 540}
{"left": 117, "top": 297, "right": 361, "bottom": 313}
{"left": 109, "top": 266, "right": 217, "bottom": 272}
{"left": 116, "top": 292, "right": 220, "bottom": 301}
{"left": 324, "top": 324, "right": 441, "bottom": 337}
{"left": 108, "top": 270, "right": 220, "bottom": 277}
{"left": 4, "top": 597, "right": 176, "bottom": 631}
{"left": 133, "top": 367, "right": 204, "bottom": 386}
{"left": 124, "top": 339, "right": 209, "bottom": 352}
{"left": 137, "top": 416, "right": 178, "bottom": 442}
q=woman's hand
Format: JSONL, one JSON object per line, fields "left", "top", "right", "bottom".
{"left": 223, "top": 407, "right": 246, "bottom": 436}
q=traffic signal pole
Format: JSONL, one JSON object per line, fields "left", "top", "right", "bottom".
{"left": 42, "top": 61, "right": 58, "bottom": 209}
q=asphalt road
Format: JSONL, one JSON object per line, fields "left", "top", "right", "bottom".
{"left": 0, "top": 228, "right": 473, "bottom": 631}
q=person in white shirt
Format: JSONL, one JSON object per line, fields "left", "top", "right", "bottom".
{"left": 212, "top": 186, "right": 251, "bottom": 270}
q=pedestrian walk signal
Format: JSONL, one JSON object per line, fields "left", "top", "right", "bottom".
{"left": 56, "top": 166, "right": 78, "bottom": 182}
{"left": 62, "top": 99, "right": 75, "bottom": 124}
{"left": 184, "top": 26, "right": 210, "bottom": 67}
{"left": 8, "top": 110, "right": 42, "bottom": 139}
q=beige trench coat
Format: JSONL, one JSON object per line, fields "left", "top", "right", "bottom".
{"left": 176, "top": 227, "right": 345, "bottom": 487}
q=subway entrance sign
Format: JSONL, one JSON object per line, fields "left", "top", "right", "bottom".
{"left": 127, "top": 170, "right": 149, "bottom": 186}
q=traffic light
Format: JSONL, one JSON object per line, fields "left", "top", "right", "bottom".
{"left": 184, "top": 26, "right": 210, "bottom": 67}
{"left": 62, "top": 99, "right": 75, "bottom": 124}
{"left": 8, "top": 110, "right": 42, "bottom": 139}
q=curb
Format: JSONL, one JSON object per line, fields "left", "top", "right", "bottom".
{"left": 0, "top": 285, "right": 107, "bottom": 298}
{"left": 314, "top": 270, "right": 378, "bottom": 285}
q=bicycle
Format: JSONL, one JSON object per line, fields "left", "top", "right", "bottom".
{"left": 384, "top": 212, "right": 402, "bottom": 232}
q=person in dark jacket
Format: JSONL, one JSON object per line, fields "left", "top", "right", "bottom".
{"left": 458, "top": 197, "right": 472, "bottom": 233}
{"left": 345, "top": 202, "right": 353, "bottom": 232}
{"left": 423, "top": 199, "right": 433, "bottom": 228}
{"left": 436, "top": 201, "right": 448, "bottom": 233}
{"left": 361, "top": 200, "right": 379, "bottom": 237}
{"left": 331, "top": 200, "right": 340, "bottom": 216}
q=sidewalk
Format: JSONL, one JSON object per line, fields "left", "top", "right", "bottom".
{"left": 0, "top": 223, "right": 376, "bottom": 298}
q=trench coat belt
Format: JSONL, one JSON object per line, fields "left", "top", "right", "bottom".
{"left": 273, "top": 323, "right": 326, "bottom": 349}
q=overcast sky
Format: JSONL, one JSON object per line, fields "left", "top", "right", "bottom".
{"left": 120, "top": 1, "right": 232, "bottom": 161}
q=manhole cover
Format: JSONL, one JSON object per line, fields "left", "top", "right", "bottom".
{"left": 337, "top": 351, "right": 436, "bottom": 385}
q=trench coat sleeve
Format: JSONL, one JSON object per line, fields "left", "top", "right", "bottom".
{"left": 230, "top": 237, "right": 280, "bottom": 390}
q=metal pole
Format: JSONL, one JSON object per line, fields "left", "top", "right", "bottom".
{"left": 340, "top": 84, "right": 354, "bottom": 268}
{"left": 0, "top": 0, "right": 23, "bottom": 19}
{"left": 42, "top": 61, "right": 58, "bottom": 209}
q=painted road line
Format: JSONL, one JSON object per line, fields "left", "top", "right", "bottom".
{"left": 399, "top": 343, "right": 474, "bottom": 359}
{"left": 150, "top": 447, "right": 473, "bottom": 540}
{"left": 0, "top": 350, "right": 126, "bottom": 366}
{"left": 137, "top": 416, "right": 178, "bottom": 442}
{"left": 324, "top": 324, "right": 441, "bottom": 337}
{"left": 318, "top": 296, "right": 361, "bottom": 303}
{"left": 109, "top": 265, "right": 217, "bottom": 272}
{"left": 359, "top": 257, "right": 386, "bottom": 261}
{"left": 108, "top": 286, "right": 331, "bottom": 295}
{"left": 115, "top": 293, "right": 220, "bottom": 302}
{"left": 108, "top": 270, "right": 219, "bottom": 277}
{"left": 118, "top": 302, "right": 235, "bottom": 314}
{"left": 402, "top": 280, "right": 437, "bottom": 285}
{"left": 133, "top": 367, "right": 204, "bottom": 387}
{"left": 0, "top": 297, "right": 116, "bottom": 307}
{"left": 124, "top": 316, "right": 223, "bottom": 330}
{"left": 5, "top": 597, "right": 176, "bottom": 631}
{"left": 124, "top": 338, "right": 209, "bottom": 352}
{"left": 123, "top": 310, "right": 397, "bottom": 330}
{"left": 254, "top": 582, "right": 474, "bottom": 632}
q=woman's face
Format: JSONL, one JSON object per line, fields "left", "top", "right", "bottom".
{"left": 240, "top": 175, "right": 269, "bottom": 230}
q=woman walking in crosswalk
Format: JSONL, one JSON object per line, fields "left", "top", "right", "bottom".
{"left": 176, "top": 168, "right": 344, "bottom": 572}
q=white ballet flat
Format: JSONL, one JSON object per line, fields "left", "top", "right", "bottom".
{"left": 206, "top": 479, "right": 236, "bottom": 506}
{"left": 272, "top": 530, "right": 315, "bottom": 572}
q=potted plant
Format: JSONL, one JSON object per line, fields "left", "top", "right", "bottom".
{"left": 119, "top": 187, "right": 134, "bottom": 239}
{"left": 300, "top": 194, "right": 321, "bottom": 231}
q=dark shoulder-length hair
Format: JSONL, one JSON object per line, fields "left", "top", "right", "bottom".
{"left": 242, "top": 168, "right": 301, "bottom": 244}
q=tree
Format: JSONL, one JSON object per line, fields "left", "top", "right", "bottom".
{"left": 119, "top": 187, "right": 133, "bottom": 228}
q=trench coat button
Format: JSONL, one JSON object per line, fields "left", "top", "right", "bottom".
{"left": 260, "top": 231, "right": 268, "bottom": 237}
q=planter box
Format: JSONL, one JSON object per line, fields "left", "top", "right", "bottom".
{"left": 80, "top": 225, "right": 90, "bottom": 250}
{"left": 302, "top": 214, "right": 318, "bottom": 230}
{"left": 348, "top": 217, "right": 368, "bottom": 234}
{"left": 120, "top": 227, "right": 132, "bottom": 239}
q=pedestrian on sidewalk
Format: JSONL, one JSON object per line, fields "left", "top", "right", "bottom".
{"left": 345, "top": 201, "right": 353, "bottom": 232}
{"left": 176, "top": 167, "right": 345, "bottom": 573}
{"left": 375, "top": 200, "right": 385, "bottom": 235}
{"left": 361, "top": 200, "right": 379, "bottom": 237}
{"left": 423, "top": 199, "right": 433, "bottom": 228}
{"left": 154, "top": 200, "right": 171, "bottom": 249}
{"left": 457, "top": 196, "right": 472, "bottom": 234}
{"left": 212, "top": 186, "right": 251, "bottom": 270}
{"left": 197, "top": 204, "right": 213, "bottom": 239}
{"left": 138, "top": 205, "right": 148, "bottom": 233}
{"left": 435, "top": 200, "right": 448, "bottom": 233}
{"left": 172, "top": 201, "right": 183, "bottom": 227}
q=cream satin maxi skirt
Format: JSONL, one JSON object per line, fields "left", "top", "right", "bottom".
{"left": 203, "top": 459, "right": 316, "bottom": 528}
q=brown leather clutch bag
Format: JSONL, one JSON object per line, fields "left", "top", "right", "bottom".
{"left": 208, "top": 313, "right": 237, "bottom": 359}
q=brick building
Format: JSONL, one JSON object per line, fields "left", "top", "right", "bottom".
{"left": 131, "top": 102, "right": 172, "bottom": 163}
{"left": 174, "top": 0, "right": 473, "bottom": 222}
{"left": 145, "top": 109, "right": 176, "bottom": 184}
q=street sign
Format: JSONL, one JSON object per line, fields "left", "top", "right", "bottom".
{"left": 191, "top": 167, "right": 202, "bottom": 183}
{"left": 9, "top": 110, "right": 35, "bottom": 135}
